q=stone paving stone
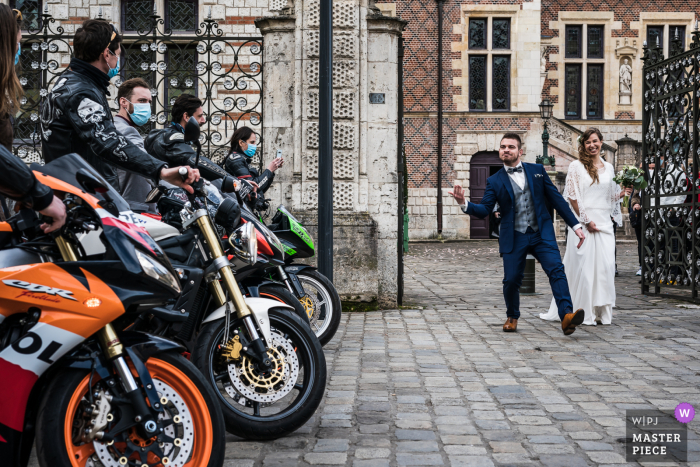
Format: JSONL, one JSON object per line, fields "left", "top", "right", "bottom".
{"left": 353, "top": 460, "right": 391, "bottom": 467}
{"left": 395, "top": 429, "right": 437, "bottom": 440}
{"left": 587, "top": 451, "right": 628, "bottom": 463}
{"left": 448, "top": 456, "right": 496, "bottom": 467}
{"left": 304, "top": 452, "right": 348, "bottom": 464}
{"left": 223, "top": 461, "right": 255, "bottom": 467}
{"left": 313, "top": 438, "right": 350, "bottom": 452}
{"left": 396, "top": 453, "right": 445, "bottom": 465}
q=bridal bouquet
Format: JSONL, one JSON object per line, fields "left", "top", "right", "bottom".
{"left": 613, "top": 165, "right": 648, "bottom": 207}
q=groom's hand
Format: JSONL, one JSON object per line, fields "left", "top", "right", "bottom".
{"left": 574, "top": 227, "right": 585, "bottom": 249}
{"left": 448, "top": 184, "right": 466, "bottom": 205}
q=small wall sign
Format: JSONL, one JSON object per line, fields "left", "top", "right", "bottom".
{"left": 369, "top": 93, "right": 385, "bottom": 104}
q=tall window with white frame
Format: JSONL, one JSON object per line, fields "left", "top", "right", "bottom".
{"left": 563, "top": 24, "right": 604, "bottom": 120}
{"left": 467, "top": 17, "right": 511, "bottom": 112}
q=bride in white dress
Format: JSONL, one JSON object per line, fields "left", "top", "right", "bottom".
{"left": 540, "top": 128, "right": 630, "bottom": 325}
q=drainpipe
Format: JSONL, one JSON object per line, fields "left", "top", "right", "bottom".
{"left": 436, "top": 0, "right": 445, "bottom": 235}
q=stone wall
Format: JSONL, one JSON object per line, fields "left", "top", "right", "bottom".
{"left": 256, "top": 6, "right": 405, "bottom": 306}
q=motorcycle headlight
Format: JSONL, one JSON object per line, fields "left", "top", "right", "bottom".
{"left": 136, "top": 250, "right": 181, "bottom": 294}
{"left": 229, "top": 222, "right": 257, "bottom": 265}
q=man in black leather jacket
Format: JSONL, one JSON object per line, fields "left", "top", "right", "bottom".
{"left": 40, "top": 19, "right": 199, "bottom": 194}
{"left": 0, "top": 145, "right": 65, "bottom": 233}
{"left": 144, "top": 94, "right": 241, "bottom": 192}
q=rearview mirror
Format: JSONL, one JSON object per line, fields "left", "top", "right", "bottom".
{"left": 184, "top": 116, "right": 201, "bottom": 144}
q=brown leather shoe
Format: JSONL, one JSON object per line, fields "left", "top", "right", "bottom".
{"left": 561, "top": 309, "right": 585, "bottom": 336}
{"left": 503, "top": 317, "right": 518, "bottom": 332}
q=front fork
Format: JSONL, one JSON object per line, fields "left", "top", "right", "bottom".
{"left": 278, "top": 265, "right": 306, "bottom": 299}
{"left": 193, "top": 214, "right": 271, "bottom": 366}
{"left": 57, "top": 236, "right": 160, "bottom": 438}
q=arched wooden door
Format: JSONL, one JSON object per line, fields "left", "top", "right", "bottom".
{"left": 469, "top": 151, "right": 502, "bottom": 239}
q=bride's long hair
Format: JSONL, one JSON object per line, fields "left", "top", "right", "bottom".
{"left": 578, "top": 127, "right": 604, "bottom": 185}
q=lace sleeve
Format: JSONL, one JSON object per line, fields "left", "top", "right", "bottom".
{"left": 609, "top": 164, "right": 623, "bottom": 226}
{"left": 564, "top": 162, "right": 591, "bottom": 224}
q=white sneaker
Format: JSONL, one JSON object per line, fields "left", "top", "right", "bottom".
{"left": 636, "top": 266, "right": 642, "bottom": 276}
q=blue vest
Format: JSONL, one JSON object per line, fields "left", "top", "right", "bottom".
{"left": 509, "top": 174, "right": 539, "bottom": 233}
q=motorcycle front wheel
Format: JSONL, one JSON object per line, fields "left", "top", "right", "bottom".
{"left": 35, "top": 351, "right": 225, "bottom": 467}
{"left": 192, "top": 308, "right": 326, "bottom": 440}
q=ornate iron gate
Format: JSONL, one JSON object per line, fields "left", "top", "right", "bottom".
{"left": 641, "top": 30, "right": 700, "bottom": 300}
{"left": 13, "top": 7, "right": 262, "bottom": 166}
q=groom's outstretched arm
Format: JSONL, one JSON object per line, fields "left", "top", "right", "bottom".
{"left": 449, "top": 180, "right": 497, "bottom": 219}
{"left": 542, "top": 168, "right": 579, "bottom": 229}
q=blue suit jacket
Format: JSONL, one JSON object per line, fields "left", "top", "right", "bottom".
{"left": 465, "top": 163, "right": 579, "bottom": 254}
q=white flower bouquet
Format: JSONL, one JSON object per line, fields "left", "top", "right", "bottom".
{"left": 612, "top": 165, "right": 648, "bottom": 207}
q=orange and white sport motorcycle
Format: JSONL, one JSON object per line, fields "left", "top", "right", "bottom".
{"left": 0, "top": 154, "right": 225, "bottom": 467}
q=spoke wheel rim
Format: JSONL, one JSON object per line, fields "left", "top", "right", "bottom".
{"left": 298, "top": 275, "right": 333, "bottom": 337}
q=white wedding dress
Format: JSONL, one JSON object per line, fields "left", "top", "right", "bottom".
{"left": 539, "top": 160, "right": 622, "bottom": 325}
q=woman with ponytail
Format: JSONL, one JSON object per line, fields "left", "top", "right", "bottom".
{"left": 0, "top": 5, "right": 24, "bottom": 151}
{"left": 539, "top": 128, "right": 631, "bottom": 326}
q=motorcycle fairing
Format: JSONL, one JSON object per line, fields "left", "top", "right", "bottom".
{"left": 0, "top": 263, "right": 123, "bottom": 458}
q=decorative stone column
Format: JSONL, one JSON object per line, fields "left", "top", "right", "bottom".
{"left": 256, "top": 8, "right": 406, "bottom": 307}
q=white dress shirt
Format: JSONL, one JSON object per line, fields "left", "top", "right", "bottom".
{"left": 460, "top": 163, "right": 582, "bottom": 232}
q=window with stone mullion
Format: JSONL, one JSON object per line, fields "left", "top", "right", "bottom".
{"left": 492, "top": 19, "right": 510, "bottom": 50}
{"left": 587, "top": 25, "right": 603, "bottom": 59}
{"left": 586, "top": 64, "right": 603, "bottom": 119}
{"left": 468, "top": 18, "right": 487, "bottom": 50}
{"left": 647, "top": 26, "right": 664, "bottom": 50}
{"left": 492, "top": 56, "right": 510, "bottom": 111}
{"left": 565, "top": 25, "right": 582, "bottom": 59}
{"left": 565, "top": 64, "right": 581, "bottom": 119}
{"left": 468, "top": 56, "right": 487, "bottom": 111}
{"left": 10, "top": 0, "right": 42, "bottom": 31}
{"left": 122, "top": 0, "right": 154, "bottom": 33}
{"left": 165, "top": 0, "right": 198, "bottom": 33}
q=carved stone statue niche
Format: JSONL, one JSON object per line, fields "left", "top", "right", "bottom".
{"left": 619, "top": 56, "right": 632, "bottom": 104}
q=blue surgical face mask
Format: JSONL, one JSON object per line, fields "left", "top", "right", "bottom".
{"left": 14, "top": 42, "right": 20, "bottom": 66}
{"left": 129, "top": 101, "right": 151, "bottom": 127}
{"left": 243, "top": 143, "right": 257, "bottom": 158}
{"left": 107, "top": 50, "right": 120, "bottom": 79}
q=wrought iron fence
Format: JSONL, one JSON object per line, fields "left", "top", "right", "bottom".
{"left": 641, "top": 28, "right": 700, "bottom": 300}
{"left": 13, "top": 6, "right": 263, "bottom": 166}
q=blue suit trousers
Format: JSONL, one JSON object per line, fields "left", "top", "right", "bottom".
{"left": 503, "top": 227, "right": 573, "bottom": 320}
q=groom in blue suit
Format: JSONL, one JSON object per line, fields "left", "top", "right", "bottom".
{"left": 450, "top": 133, "right": 587, "bottom": 336}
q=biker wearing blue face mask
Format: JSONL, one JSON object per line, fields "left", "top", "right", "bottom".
{"left": 113, "top": 78, "right": 157, "bottom": 212}
{"left": 224, "top": 126, "right": 283, "bottom": 197}
{"left": 40, "top": 19, "right": 201, "bottom": 197}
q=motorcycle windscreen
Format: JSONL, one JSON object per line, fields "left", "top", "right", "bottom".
{"left": 31, "top": 154, "right": 171, "bottom": 274}
{"left": 30, "top": 153, "right": 131, "bottom": 214}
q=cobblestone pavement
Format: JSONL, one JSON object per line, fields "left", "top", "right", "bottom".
{"left": 28, "top": 241, "right": 700, "bottom": 466}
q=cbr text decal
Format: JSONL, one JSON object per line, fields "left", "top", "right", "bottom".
{"left": 3, "top": 280, "right": 77, "bottom": 301}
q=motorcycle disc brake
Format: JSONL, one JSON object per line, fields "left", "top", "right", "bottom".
{"left": 298, "top": 294, "right": 316, "bottom": 320}
{"left": 225, "top": 331, "right": 299, "bottom": 404}
{"left": 88, "top": 379, "right": 193, "bottom": 467}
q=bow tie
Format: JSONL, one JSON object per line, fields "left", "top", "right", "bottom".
{"left": 507, "top": 166, "right": 523, "bottom": 174}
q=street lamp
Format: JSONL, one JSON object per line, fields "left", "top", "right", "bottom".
{"left": 536, "top": 99, "right": 555, "bottom": 169}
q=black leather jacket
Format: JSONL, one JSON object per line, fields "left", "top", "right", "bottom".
{"left": 144, "top": 124, "right": 238, "bottom": 187}
{"left": 0, "top": 145, "right": 53, "bottom": 211}
{"left": 40, "top": 59, "right": 166, "bottom": 190}
{"left": 224, "top": 151, "right": 275, "bottom": 193}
